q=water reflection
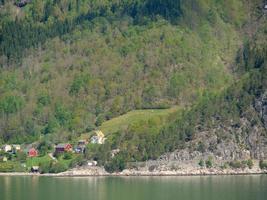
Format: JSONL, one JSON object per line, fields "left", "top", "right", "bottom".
{"left": 0, "top": 175, "right": 267, "bottom": 200}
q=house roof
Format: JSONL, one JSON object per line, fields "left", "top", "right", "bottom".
{"left": 29, "top": 148, "right": 37, "bottom": 152}
{"left": 56, "top": 143, "right": 66, "bottom": 148}
{"left": 56, "top": 143, "right": 71, "bottom": 148}
{"left": 95, "top": 130, "right": 105, "bottom": 138}
{"left": 32, "top": 166, "right": 39, "bottom": 170}
{"left": 3, "top": 144, "right": 12, "bottom": 147}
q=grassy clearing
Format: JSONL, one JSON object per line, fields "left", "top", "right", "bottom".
{"left": 26, "top": 155, "right": 52, "bottom": 168}
{"left": 99, "top": 107, "right": 181, "bottom": 135}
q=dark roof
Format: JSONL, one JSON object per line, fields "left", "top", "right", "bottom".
{"left": 14, "top": 0, "right": 31, "bottom": 8}
{"left": 56, "top": 143, "right": 67, "bottom": 148}
{"left": 56, "top": 143, "right": 71, "bottom": 148}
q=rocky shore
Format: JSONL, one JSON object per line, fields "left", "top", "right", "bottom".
{"left": 1, "top": 165, "right": 266, "bottom": 177}
{"left": 57, "top": 165, "right": 267, "bottom": 177}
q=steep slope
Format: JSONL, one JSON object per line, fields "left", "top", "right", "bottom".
{"left": 0, "top": 0, "right": 253, "bottom": 144}
{"left": 87, "top": 6, "right": 267, "bottom": 171}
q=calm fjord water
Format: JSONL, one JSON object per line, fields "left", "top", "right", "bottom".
{"left": 0, "top": 175, "right": 267, "bottom": 200}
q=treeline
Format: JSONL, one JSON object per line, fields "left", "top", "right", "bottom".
{"left": 0, "top": 20, "right": 75, "bottom": 63}
{"left": 0, "top": 0, "right": 182, "bottom": 64}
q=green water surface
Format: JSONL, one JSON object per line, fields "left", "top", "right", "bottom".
{"left": 0, "top": 175, "right": 266, "bottom": 200}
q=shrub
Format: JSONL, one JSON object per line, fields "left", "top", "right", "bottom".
{"left": 69, "top": 155, "right": 85, "bottom": 168}
{"left": 95, "top": 114, "right": 106, "bottom": 126}
{"left": 220, "top": 163, "right": 228, "bottom": 169}
{"left": 259, "top": 160, "right": 267, "bottom": 169}
{"left": 16, "top": 151, "right": 27, "bottom": 162}
{"left": 49, "top": 162, "right": 68, "bottom": 173}
{"left": 63, "top": 152, "right": 73, "bottom": 160}
{"left": 39, "top": 161, "right": 52, "bottom": 174}
{"left": 104, "top": 154, "right": 126, "bottom": 173}
{"left": 247, "top": 159, "right": 253, "bottom": 169}
{"left": 148, "top": 165, "right": 157, "bottom": 172}
{"left": 229, "top": 160, "right": 247, "bottom": 169}
{"left": 205, "top": 158, "right": 213, "bottom": 168}
{"left": 198, "top": 159, "right": 204, "bottom": 167}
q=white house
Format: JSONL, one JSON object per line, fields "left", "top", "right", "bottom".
{"left": 87, "top": 161, "right": 97, "bottom": 166}
{"left": 2, "top": 145, "right": 12, "bottom": 152}
{"left": 13, "top": 144, "right": 21, "bottom": 152}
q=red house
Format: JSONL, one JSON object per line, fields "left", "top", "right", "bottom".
{"left": 28, "top": 148, "right": 38, "bottom": 157}
{"left": 55, "top": 143, "right": 72, "bottom": 154}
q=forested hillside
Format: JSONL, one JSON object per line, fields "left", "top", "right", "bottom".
{"left": 0, "top": 0, "right": 266, "bottom": 171}
{"left": 93, "top": 15, "right": 267, "bottom": 171}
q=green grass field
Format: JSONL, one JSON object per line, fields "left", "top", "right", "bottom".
{"left": 99, "top": 107, "right": 181, "bottom": 135}
{"left": 26, "top": 155, "right": 52, "bottom": 168}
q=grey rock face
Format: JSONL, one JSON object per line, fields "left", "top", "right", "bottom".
{"left": 161, "top": 92, "right": 267, "bottom": 162}
{"left": 255, "top": 91, "right": 267, "bottom": 129}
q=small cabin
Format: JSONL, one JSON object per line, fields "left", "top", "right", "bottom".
{"left": 28, "top": 148, "right": 38, "bottom": 157}
{"left": 74, "top": 146, "right": 85, "bottom": 154}
{"left": 55, "top": 143, "right": 72, "bottom": 154}
{"left": 31, "top": 166, "right": 39, "bottom": 173}
{"left": 2, "top": 145, "right": 12, "bottom": 153}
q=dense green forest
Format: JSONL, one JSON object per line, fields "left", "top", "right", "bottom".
{"left": 0, "top": 0, "right": 266, "bottom": 172}
{"left": 95, "top": 19, "right": 267, "bottom": 171}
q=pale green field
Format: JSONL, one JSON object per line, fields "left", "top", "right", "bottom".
{"left": 26, "top": 155, "right": 52, "bottom": 168}
{"left": 99, "top": 107, "right": 180, "bottom": 135}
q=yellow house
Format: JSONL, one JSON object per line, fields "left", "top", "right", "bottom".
{"left": 90, "top": 130, "right": 106, "bottom": 144}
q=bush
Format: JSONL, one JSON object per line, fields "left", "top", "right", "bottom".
{"left": 259, "top": 160, "right": 267, "bottom": 169}
{"left": 63, "top": 152, "right": 73, "bottom": 160}
{"left": 205, "top": 158, "right": 213, "bottom": 168}
{"left": 229, "top": 160, "right": 247, "bottom": 169}
{"left": 49, "top": 162, "right": 68, "bottom": 173}
{"left": 148, "top": 165, "right": 157, "bottom": 172}
{"left": 104, "top": 154, "right": 126, "bottom": 173}
{"left": 69, "top": 155, "right": 85, "bottom": 168}
{"left": 95, "top": 114, "right": 106, "bottom": 126}
{"left": 198, "top": 159, "right": 204, "bottom": 167}
{"left": 15, "top": 151, "right": 27, "bottom": 162}
{"left": 39, "top": 161, "right": 52, "bottom": 174}
{"left": 247, "top": 159, "right": 253, "bottom": 169}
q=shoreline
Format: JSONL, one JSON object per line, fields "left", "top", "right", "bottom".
{"left": 1, "top": 168, "right": 266, "bottom": 177}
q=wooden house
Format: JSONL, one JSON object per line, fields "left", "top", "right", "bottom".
{"left": 28, "top": 148, "right": 38, "bottom": 157}
{"left": 55, "top": 143, "right": 72, "bottom": 154}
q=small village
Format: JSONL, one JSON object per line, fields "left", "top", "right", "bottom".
{"left": 0, "top": 130, "right": 115, "bottom": 173}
